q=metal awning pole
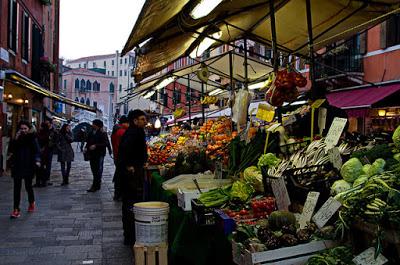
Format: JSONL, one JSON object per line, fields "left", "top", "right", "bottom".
{"left": 188, "top": 75, "right": 191, "bottom": 121}
{"left": 229, "top": 50, "right": 234, "bottom": 130}
{"left": 306, "top": 0, "right": 317, "bottom": 99}
{"left": 269, "top": 0, "right": 282, "bottom": 123}
{"left": 201, "top": 82, "right": 205, "bottom": 123}
{"left": 243, "top": 38, "right": 249, "bottom": 90}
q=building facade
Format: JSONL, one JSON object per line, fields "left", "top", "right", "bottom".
{"left": 62, "top": 68, "right": 117, "bottom": 130}
{"left": 65, "top": 51, "right": 151, "bottom": 117}
{"left": 0, "top": 0, "right": 61, "bottom": 174}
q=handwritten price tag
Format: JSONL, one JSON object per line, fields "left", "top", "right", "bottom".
{"left": 271, "top": 177, "right": 291, "bottom": 211}
{"left": 325, "top": 117, "right": 347, "bottom": 150}
{"left": 353, "top": 247, "right": 388, "bottom": 265}
{"left": 299, "top": 192, "right": 320, "bottom": 229}
{"left": 318, "top": 107, "right": 327, "bottom": 134}
{"left": 256, "top": 104, "right": 275, "bottom": 122}
{"left": 312, "top": 197, "right": 341, "bottom": 229}
{"left": 328, "top": 147, "right": 342, "bottom": 170}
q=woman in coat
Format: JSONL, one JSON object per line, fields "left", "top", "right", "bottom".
{"left": 8, "top": 120, "right": 41, "bottom": 218}
{"left": 57, "top": 124, "right": 74, "bottom": 185}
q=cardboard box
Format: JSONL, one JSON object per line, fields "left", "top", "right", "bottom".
{"left": 232, "top": 240, "right": 337, "bottom": 265}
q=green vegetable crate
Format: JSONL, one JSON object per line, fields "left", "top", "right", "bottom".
{"left": 232, "top": 240, "right": 337, "bottom": 265}
{"left": 191, "top": 199, "right": 216, "bottom": 226}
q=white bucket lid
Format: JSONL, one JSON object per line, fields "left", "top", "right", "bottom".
{"left": 134, "top": 201, "right": 169, "bottom": 209}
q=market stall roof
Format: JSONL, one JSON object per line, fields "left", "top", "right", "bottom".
{"left": 5, "top": 70, "right": 97, "bottom": 112}
{"left": 126, "top": 51, "right": 273, "bottom": 100}
{"left": 326, "top": 83, "right": 400, "bottom": 109}
{"left": 123, "top": 0, "right": 398, "bottom": 82}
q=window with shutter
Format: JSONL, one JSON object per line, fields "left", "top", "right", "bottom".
{"left": 22, "top": 12, "right": 29, "bottom": 60}
{"left": 380, "top": 21, "right": 387, "bottom": 49}
{"left": 8, "top": 0, "right": 17, "bottom": 52}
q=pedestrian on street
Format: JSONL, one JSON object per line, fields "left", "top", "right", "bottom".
{"left": 43, "top": 119, "right": 58, "bottom": 186}
{"left": 57, "top": 124, "right": 74, "bottom": 185}
{"left": 35, "top": 122, "right": 51, "bottom": 187}
{"left": 118, "top": 109, "right": 148, "bottom": 245}
{"left": 111, "top": 115, "right": 129, "bottom": 201}
{"left": 85, "top": 119, "right": 109, "bottom": 192}
{"left": 8, "top": 121, "right": 41, "bottom": 218}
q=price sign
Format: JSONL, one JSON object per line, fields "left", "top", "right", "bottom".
{"left": 299, "top": 192, "right": 320, "bottom": 229}
{"left": 283, "top": 115, "right": 297, "bottom": 126}
{"left": 325, "top": 117, "right": 348, "bottom": 150}
{"left": 312, "top": 197, "right": 341, "bottom": 229}
{"left": 311, "top": 99, "right": 326, "bottom": 109}
{"left": 353, "top": 247, "right": 388, "bottom": 265}
{"left": 328, "top": 147, "right": 342, "bottom": 170}
{"left": 271, "top": 177, "right": 291, "bottom": 211}
{"left": 256, "top": 104, "right": 275, "bottom": 122}
{"left": 318, "top": 107, "right": 327, "bottom": 134}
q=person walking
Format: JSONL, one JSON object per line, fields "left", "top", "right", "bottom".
{"left": 57, "top": 124, "right": 74, "bottom": 185}
{"left": 43, "top": 119, "right": 58, "bottom": 186}
{"left": 35, "top": 122, "right": 50, "bottom": 187}
{"left": 8, "top": 121, "right": 41, "bottom": 218}
{"left": 111, "top": 115, "right": 129, "bottom": 201}
{"left": 85, "top": 119, "right": 109, "bottom": 192}
{"left": 118, "top": 109, "right": 148, "bottom": 245}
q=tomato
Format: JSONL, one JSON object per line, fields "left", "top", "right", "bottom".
{"left": 239, "top": 209, "right": 248, "bottom": 216}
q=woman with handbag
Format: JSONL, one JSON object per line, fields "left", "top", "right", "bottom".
{"left": 57, "top": 124, "right": 74, "bottom": 185}
{"left": 8, "top": 121, "right": 41, "bottom": 218}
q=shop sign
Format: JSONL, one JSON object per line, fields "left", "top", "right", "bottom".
{"left": 299, "top": 192, "right": 320, "bottom": 229}
{"left": 0, "top": 47, "right": 9, "bottom": 63}
{"left": 271, "top": 177, "right": 290, "bottom": 211}
{"left": 353, "top": 247, "right": 388, "bottom": 265}
{"left": 325, "top": 117, "right": 347, "bottom": 150}
{"left": 312, "top": 196, "right": 341, "bottom": 229}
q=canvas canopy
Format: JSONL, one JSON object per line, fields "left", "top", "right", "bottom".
{"left": 122, "top": 0, "right": 399, "bottom": 82}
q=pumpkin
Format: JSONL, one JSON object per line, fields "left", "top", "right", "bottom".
{"left": 268, "top": 210, "right": 297, "bottom": 230}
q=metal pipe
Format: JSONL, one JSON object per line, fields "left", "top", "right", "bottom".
{"left": 269, "top": 0, "right": 279, "bottom": 72}
{"left": 188, "top": 75, "right": 191, "bottom": 120}
{"left": 305, "top": 0, "right": 317, "bottom": 99}
{"left": 201, "top": 82, "right": 205, "bottom": 123}
{"left": 243, "top": 38, "right": 248, "bottom": 90}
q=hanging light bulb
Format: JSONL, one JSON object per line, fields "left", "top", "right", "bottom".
{"left": 190, "top": 0, "right": 223, "bottom": 19}
{"left": 189, "top": 31, "right": 222, "bottom": 58}
{"left": 154, "top": 118, "right": 161, "bottom": 129}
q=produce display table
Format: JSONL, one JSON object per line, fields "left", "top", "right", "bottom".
{"left": 150, "top": 172, "right": 234, "bottom": 265}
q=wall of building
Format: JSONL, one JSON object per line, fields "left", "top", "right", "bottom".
{"left": 62, "top": 69, "right": 116, "bottom": 129}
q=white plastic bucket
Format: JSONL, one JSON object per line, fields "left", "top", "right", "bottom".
{"left": 134, "top": 201, "right": 169, "bottom": 245}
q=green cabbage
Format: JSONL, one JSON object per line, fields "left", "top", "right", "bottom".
{"left": 353, "top": 175, "right": 369, "bottom": 187}
{"left": 394, "top": 153, "right": 400, "bottom": 162}
{"left": 367, "top": 158, "right": 386, "bottom": 177}
{"left": 243, "top": 166, "right": 264, "bottom": 192}
{"left": 393, "top": 125, "right": 400, "bottom": 148}
{"left": 331, "top": 180, "right": 352, "bottom": 195}
{"left": 257, "top": 153, "right": 281, "bottom": 169}
{"left": 362, "top": 164, "right": 371, "bottom": 175}
{"left": 340, "top": 157, "right": 363, "bottom": 183}
{"left": 230, "top": 180, "right": 255, "bottom": 202}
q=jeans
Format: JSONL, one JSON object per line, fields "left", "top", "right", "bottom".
{"left": 89, "top": 156, "right": 104, "bottom": 189}
{"left": 14, "top": 176, "right": 34, "bottom": 210}
{"left": 61, "top": 162, "right": 71, "bottom": 183}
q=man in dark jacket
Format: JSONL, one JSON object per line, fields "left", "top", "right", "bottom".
{"left": 85, "top": 119, "right": 109, "bottom": 192}
{"left": 118, "top": 109, "right": 148, "bottom": 245}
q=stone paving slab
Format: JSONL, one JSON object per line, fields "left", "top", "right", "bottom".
{"left": 0, "top": 144, "right": 133, "bottom": 265}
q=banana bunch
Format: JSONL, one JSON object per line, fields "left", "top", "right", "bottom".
{"left": 201, "top": 96, "right": 218, "bottom": 105}
{"left": 173, "top": 108, "right": 186, "bottom": 119}
{"left": 259, "top": 72, "right": 275, "bottom": 91}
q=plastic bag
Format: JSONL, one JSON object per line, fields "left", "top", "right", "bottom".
{"left": 232, "top": 90, "right": 251, "bottom": 126}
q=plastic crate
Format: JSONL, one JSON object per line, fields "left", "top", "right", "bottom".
{"left": 191, "top": 199, "right": 216, "bottom": 226}
{"left": 284, "top": 164, "right": 339, "bottom": 204}
{"left": 213, "top": 209, "right": 236, "bottom": 235}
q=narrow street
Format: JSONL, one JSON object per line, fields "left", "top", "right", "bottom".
{"left": 0, "top": 143, "right": 133, "bottom": 265}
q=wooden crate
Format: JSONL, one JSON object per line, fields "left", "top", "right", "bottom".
{"left": 133, "top": 243, "right": 168, "bottom": 265}
{"left": 232, "top": 240, "right": 337, "bottom": 265}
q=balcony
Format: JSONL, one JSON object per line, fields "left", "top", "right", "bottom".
{"left": 314, "top": 36, "right": 364, "bottom": 89}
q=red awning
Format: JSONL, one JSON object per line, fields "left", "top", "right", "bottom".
{"left": 326, "top": 84, "right": 400, "bottom": 109}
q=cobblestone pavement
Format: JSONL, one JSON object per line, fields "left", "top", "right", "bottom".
{"left": 0, "top": 143, "right": 133, "bottom": 265}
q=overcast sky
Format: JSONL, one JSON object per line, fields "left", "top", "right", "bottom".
{"left": 60, "top": 0, "right": 145, "bottom": 60}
